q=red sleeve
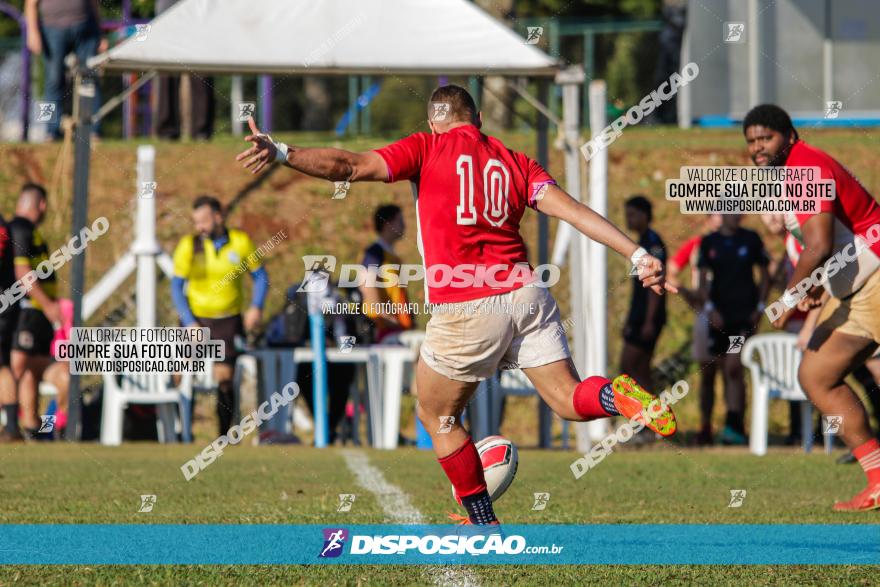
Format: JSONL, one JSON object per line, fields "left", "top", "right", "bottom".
{"left": 525, "top": 157, "right": 557, "bottom": 209}
{"left": 670, "top": 236, "right": 700, "bottom": 269}
{"left": 787, "top": 146, "right": 835, "bottom": 227}
{"left": 373, "top": 133, "right": 430, "bottom": 183}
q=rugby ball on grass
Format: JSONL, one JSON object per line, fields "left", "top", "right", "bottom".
{"left": 451, "top": 435, "right": 519, "bottom": 503}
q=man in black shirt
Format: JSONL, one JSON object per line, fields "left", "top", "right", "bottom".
{"left": 620, "top": 196, "right": 667, "bottom": 389}
{"left": 698, "top": 214, "right": 770, "bottom": 445}
{"left": 8, "top": 184, "right": 57, "bottom": 440}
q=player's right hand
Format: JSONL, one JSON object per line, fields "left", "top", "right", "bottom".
{"left": 236, "top": 118, "right": 277, "bottom": 174}
{"left": 636, "top": 255, "right": 678, "bottom": 295}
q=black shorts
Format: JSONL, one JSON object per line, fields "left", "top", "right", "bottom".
{"left": 12, "top": 308, "right": 55, "bottom": 357}
{"left": 622, "top": 320, "right": 664, "bottom": 353}
{"left": 0, "top": 305, "right": 20, "bottom": 366}
{"left": 709, "top": 320, "right": 754, "bottom": 356}
{"left": 194, "top": 315, "right": 243, "bottom": 365}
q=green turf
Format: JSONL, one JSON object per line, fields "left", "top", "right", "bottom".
{"left": 0, "top": 443, "right": 876, "bottom": 584}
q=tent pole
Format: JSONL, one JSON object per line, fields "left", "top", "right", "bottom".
{"left": 360, "top": 75, "right": 371, "bottom": 135}
{"left": 259, "top": 75, "right": 272, "bottom": 133}
{"left": 66, "top": 71, "right": 95, "bottom": 441}
{"left": 134, "top": 145, "right": 158, "bottom": 328}
{"left": 536, "top": 78, "right": 552, "bottom": 449}
{"left": 581, "top": 31, "right": 594, "bottom": 129}
{"left": 578, "top": 78, "right": 611, "bottom": 449}
{"left": 558, "top": 66, "right": 608, "bottom": 453}
{"left": 536, "top": 79, "right": 549, "bottom": 269}
{"left": 587, "top": 80, "right": 608, "bottom": 392}
{"left": 748, "top": 0, "right": 759, "bottom": 106}
{"left": 230, "top": 75, "right": 243, "bottom": 136}
{"left": 469, "top": 76, "right": 482, "bottom": 110}
{"left": 822, "top": 0, "right": 833, "bottom": 106}
{"left": 678, "top": 26, "right": 692, "bottom": 129}
{"left": 347, "top": 76, "right": 359, "bottom": 135}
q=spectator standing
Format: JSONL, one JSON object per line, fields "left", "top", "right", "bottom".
{"left": 620, "top": 196, "right": 667, "bottom": 389}
{"left": 697, "top": 214, "right": 770, "bottom": 445}
{"left": 25, "top": 0, "right": 105, "bottom": 140}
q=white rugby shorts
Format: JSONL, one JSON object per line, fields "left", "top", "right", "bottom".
{"left": 420, "top": 285, "right": 571, "bottom": 382}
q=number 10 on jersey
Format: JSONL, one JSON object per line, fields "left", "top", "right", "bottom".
{"left": 456, "top": 154, "right": 511, "bottom": 227}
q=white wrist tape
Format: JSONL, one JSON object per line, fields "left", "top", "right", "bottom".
{"left": 781, "top": 289, "right": 800, "bottom": 309}
{"left": 274, "top": 140, "right": 289, "bottom": 163}
{"left": 630, "top": 247, "right": 648, "bottom": 273}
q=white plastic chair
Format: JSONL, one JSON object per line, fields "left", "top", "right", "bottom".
{"left": 100, "top": 371, "right": 192, "bottom": 445}
{"left": 742, "top": 333, "right": 831, "bottom": 455}
{"left": 398, "top": 330, "right": 426, "bottom": 352}
{"left": 191, "top": 360, "right": 216, "bottom": 393}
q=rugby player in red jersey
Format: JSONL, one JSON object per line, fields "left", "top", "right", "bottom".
{"left": 745, "top": 104, "right": 880, "bottom": 511}
{"left": 237, "top": 85, "right": 678, "bottom": 525}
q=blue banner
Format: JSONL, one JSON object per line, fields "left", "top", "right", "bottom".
{"left": 0, "top": 524, "right": 877, "bottom": 565}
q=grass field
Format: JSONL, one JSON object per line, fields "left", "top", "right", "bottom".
{"left": 0, "top": 442, "right": 876, "bottom": 585}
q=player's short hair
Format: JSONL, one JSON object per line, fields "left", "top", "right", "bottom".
{"left": 428, "top": 85, "right": 477, "bottom": 124}
{"left": 625, "top": 195, "right": 652, "bottom": 222}
{"left": 742, "top": 104, "right": 799, "bottom": 140}
{"left": 374, "top": 204, "right": 402, "bottom": 233}
{"left": 20, "top": 182, "right": 47, "bottom": 201}
{"left": 192, "top": 194, "right": 223, "bottom": 214}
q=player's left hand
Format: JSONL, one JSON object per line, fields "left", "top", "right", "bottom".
{"left": 236, "top": 118, "right": 278, "bottom": 174}
{"left": 636, "top": 255, "right": 678, "bottom": 295}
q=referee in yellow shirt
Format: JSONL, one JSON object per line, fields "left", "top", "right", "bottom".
{"left": 171, "top": 195, "right": 269, "bottom": 436}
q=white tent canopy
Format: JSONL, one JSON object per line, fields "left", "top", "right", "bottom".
{"left": 90, "top": 0, "right": 557, "bottom": 76}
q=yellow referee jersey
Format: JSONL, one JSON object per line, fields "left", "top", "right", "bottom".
{"left": 172, "top": 229, "right": 261, "bottom": 318}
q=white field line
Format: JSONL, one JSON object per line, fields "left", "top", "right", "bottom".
{"left": 341, "top": 450, "right": 481, "bottom": 587}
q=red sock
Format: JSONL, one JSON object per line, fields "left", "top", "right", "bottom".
{"left": 438, "top": 437, "right": 487, "bottom": 499}
{"left": 55, "top": 409, "right": 67, "bottom": 431}
{"left": 853, "top": 438, "right": 880, "bottom": 485}
{"left": 572, "top": 376, "right": 615, "bottom": 419}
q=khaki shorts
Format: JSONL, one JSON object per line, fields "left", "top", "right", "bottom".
{"left": 420, "top": 286, "right": 571, "bottom": 382}
{"left": 811, "top": 269, "right": 880, "bottom": 347}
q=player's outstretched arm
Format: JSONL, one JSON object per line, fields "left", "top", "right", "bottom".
{"left": 236, "top": 118, "right": 388, "bottom": 182}
{"left": 536, "top": 184, "right": 677, "bottom": 295}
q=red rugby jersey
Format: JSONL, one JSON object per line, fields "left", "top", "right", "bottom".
{"left": 374, "top": 125, "right": 556, "bottom": 304}
{"left": 786, "top": 140, "right": 880, "bottom": 257}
